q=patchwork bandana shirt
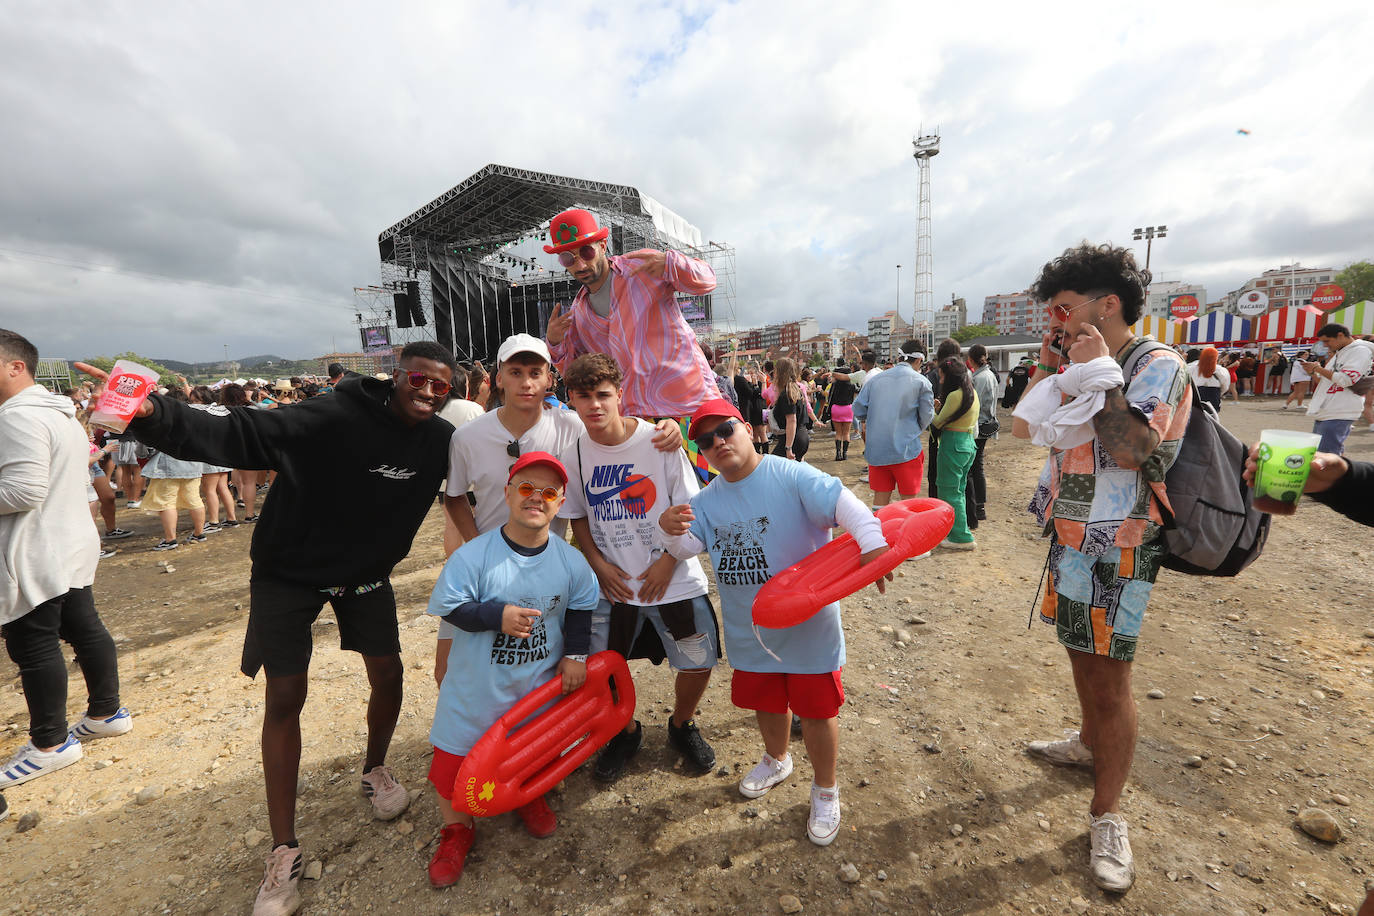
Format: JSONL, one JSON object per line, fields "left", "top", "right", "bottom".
{"left": 1027, "top": 339, "right": 1191, "bottom": 556}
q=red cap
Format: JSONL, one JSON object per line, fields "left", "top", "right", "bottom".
{"left": 543, "top": 208, "right": 611, "bottom": 254}
{"left": 688, "top": 398, "right": 746, "bottom": 440}
{"left": 507, "top": 450, "right": 568, "bottom": 486}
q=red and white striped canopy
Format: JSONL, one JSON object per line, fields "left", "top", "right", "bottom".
{"left": 1254, "top": 305, "right": 1321, "bottom": 341}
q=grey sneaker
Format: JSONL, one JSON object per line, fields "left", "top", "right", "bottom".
{"left": 807, "top": 783, "right": 841, "bottom": 846}
{"left": 739, "top": 752, "right": 793, "bottom": 799}
{"left": 1026, "top": 730, "right": 1094, "bottom": 769}
{"left": 1089, "top": 812, "right": 1136, "bottom": 892}
{"left": 360, "top": 765, "right": 409, "bottom": 820}
{"left": 253, "top": 844, "right": 302, "bottom": 916}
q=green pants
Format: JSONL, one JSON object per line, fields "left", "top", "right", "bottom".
{"left": 935, "top": 430, "right": 977, "bottom": 543}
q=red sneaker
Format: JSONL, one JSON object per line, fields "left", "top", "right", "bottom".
{"left": 516, "top": 795, "right": 557, "bottom": 838}
{"left": 427, "top": 823, "right": 474, "bottom": 888}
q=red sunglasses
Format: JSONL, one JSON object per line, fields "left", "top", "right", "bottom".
{"left": 400, "top": 371, "right": 451, "bottom": 398}
{"left": 557, "top": 245, "right": 599, "bottom": 268}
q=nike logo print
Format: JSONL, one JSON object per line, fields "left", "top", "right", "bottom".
{"left": 586, "top": 480, "right": 639, "bottom": 506}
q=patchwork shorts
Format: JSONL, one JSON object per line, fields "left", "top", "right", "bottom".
{"left": 1039, "top": 536, "right": 1165, "bottom": 662}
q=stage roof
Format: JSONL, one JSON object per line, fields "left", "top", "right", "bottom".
{"left": 378, "top": 163, "right": 703, "bottom": 251}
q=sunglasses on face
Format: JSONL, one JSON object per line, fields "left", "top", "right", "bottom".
{"left": 1047, "top": 294, "right": 1105, "bottom": 322}
{"left": 692, "top": 418, "right": 741, "bottom": 452}
{"left": 515, "top": 480, "right": 561, "bottom": 503}
{"left": 557, "top": 245, "right": 599, "bottom": 268}
{"left": 399, "top": 371, "right": 451, "bottom": 398}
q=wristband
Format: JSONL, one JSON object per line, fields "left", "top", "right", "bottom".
{"left": 1036, "top": 362, "right": 1056, "bottom": 374}
{"left": 564, "top": 654, "right": 588, "bottom": 663}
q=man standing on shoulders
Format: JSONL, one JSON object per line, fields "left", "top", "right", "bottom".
{"left": 1303, "top": 323, "right": 1372, "bottom": 455}
{"left": 1012, "top": 243, "right": 1190, "bottom": 894}
{"left": 542, "top": 208, "right": 718, "bottom": 478}
{"left": 1, "top": 330, "right": 130, "bottom": 793}
{"left": 852, "top": 340, "right": 934, "bottom": 507}
{"left": 100, "top": 341, "right": 458, "bottom": 916}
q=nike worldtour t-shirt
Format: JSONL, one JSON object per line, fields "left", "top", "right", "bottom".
{"left": 559, "top": 419, "right": 708, "bottom": 606}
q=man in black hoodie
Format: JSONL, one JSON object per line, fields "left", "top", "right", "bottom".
{"left": 82, "top": 340, "right": 457, "bottom": 916}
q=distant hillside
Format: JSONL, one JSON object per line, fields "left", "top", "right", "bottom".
{"left": 151, "top": 354, "right": 293, "bottom": 373}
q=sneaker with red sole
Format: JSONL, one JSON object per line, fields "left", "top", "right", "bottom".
{"left": 428, "top": 823, "right": 475, "bottom": 888}
{"left": 516, "top": 795, "right": 557, "bottom": 838}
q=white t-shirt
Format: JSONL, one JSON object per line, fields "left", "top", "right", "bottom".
{"left": 849, "top": 369, "right": 868, "bottom": 389}
{"left": 447, "top": 407, "right": 586, "bottom": 535}
{"left": 438, "top": 398, "right": 484, "bottom": 430}
{"left": 558, "top": 420, "right": 708, "bottom": 606}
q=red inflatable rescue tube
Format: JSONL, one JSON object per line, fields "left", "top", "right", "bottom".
{"left": 452, "top": 651, "right": 636, "bottom": 818}
{"left": 751, "top": 497, "right": 954, "bottom": 629}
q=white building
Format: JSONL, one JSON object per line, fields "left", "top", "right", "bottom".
{"left": 933, "top": 297, "right": 967, "bottom": 341}
{"left": 1224, "top": 264, "right": 1336, "bottom": 314}
{"left": 867, "top": 311, "right": 912, "bottom": 363}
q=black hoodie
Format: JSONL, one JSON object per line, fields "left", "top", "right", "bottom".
{"left": 129, "top": 377, "right": 453, "bottom": 586}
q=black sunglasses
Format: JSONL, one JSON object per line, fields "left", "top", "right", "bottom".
{"left": 506, "top": 440, "right": 521, "bottom": 459}
{"left": 692, "top": 418, "right": 741, "bottom": 452}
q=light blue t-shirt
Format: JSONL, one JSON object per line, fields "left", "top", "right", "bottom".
{"left": 426, "top": 528, "right": 599, "bottom": 755}
{"left": 687, "top": 456, "right": 845, "bottom": 673}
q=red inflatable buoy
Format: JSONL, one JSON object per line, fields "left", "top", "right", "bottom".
{"left": 751, "top": 497, "right": 953, "bottom": 629}
{"left": 452, "top": 651, "right": 636, "bottom": 817}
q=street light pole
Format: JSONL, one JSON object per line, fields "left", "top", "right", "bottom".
{"left": 1132, "top": 225, "right": 1168, "bottom": 316}
{"left": 895, "top": 264, "right": 902, "bottom": 313}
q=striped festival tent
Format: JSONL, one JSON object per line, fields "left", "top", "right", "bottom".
{"left": 1185, "top": 312, "right": 1251, "bottom": 345}
{"left": 1128, "top": 315, "right": 1186, "bottom": 345}
{"left": 1328, "top": 300, "right": 1374, "bottom": 336}
{"left": 1254, "top": 305, "right": 1321, "bottom": 341}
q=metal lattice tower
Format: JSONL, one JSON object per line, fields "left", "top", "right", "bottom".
{"left": 912, "top": 129, "right": 940, "bottom": 353}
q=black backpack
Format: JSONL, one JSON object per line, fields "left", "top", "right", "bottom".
{"left": 1121, "top": 340, "right": 1270, "bottom": 576}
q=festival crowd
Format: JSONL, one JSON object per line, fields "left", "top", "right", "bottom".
{"left": 3, "top": 218, "right": 1373, "bottom": 916}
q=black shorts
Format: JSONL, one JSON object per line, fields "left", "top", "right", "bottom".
{"left": 242, "top": 577, "right": 401, "bottom": 678}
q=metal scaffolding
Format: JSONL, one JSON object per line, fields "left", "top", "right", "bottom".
{"left": 376, "top": 164, "right": 736, "bottom": 364}
{"left": 912, "top": 130, "right": 940, "bottom": 353}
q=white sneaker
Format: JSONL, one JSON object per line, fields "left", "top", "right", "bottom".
{"left": 1026, "top": 730, "right": 1095, "bottom": 769}
{"left": 70, "top": 707, "right": 133, "bottom": 742}
{"left": 739, "top": 752, "right": 793, "bottom": 799}
{"left": 807, "top": 783, "right": 841, "bottom": 846}
{"left": 0, "top": 735, "right": 83, "bottom": 788}
{"left": 253, "top": 844, "right": 303, "bottom": 916}
{"left": 938, "top": 538, "right": 977, "bottom": 551}
{"left": 360, "top": 764, "right": 409, "bottom": 820}
{"left": 1089, "top": 812, "right": 1136, "bottom": 892}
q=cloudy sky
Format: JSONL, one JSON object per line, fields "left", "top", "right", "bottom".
{"left": 2, "top": 0, "right": 1370, "bottom": 363}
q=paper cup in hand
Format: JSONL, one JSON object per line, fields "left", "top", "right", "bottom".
{"left": 89, "top": 360, "right": 160, "bottom": 433}
{"left": 1252, "top": 428, "right": 1320, "bottom": 516}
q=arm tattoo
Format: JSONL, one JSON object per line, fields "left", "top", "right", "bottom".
{"left": 1093, "top": 387, "right": 1157, "bottom": 468}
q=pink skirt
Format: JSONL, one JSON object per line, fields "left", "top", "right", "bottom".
{"left": 830, "top": 404, "right": 854, "bottom": 423}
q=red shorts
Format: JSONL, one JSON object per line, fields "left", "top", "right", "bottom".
{"left": 868, "top": 453, "right": 925, "bottom": 496}
{"left": 428, "top": 747, "right": 466, "bottom": 801}
{"left": 731, "top": 669, "right": 845, "bottom": 719}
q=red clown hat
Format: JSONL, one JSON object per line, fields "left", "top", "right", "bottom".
{"left": 543, "top": 208, "right": 610, "bottom": 254}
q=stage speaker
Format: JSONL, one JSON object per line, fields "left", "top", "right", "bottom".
{"left": 394, "top": 293, "right": 413, "bottom": 328}
{"left": 405, "top": 280, "right": 426, "bottom": 326}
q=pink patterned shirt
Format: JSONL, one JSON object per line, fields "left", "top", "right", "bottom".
{"left": 547, "top": 250, "right": 717, "bottom": 417}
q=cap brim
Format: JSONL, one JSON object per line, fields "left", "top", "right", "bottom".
{"left": 542, "top": 227, "right": 610, "bottom": 254}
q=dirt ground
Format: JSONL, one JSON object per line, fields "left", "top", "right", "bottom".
{"left": 3, "top": 396, "right": 1373, "bottom": 916}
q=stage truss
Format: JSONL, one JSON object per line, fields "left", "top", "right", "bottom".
{"left": 375, "top": 164, "right": 736, "bottom": 364}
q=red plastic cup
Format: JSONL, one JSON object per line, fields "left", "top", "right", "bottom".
{"left": 89, "top": 360, "right": 160, "bottom": 433}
